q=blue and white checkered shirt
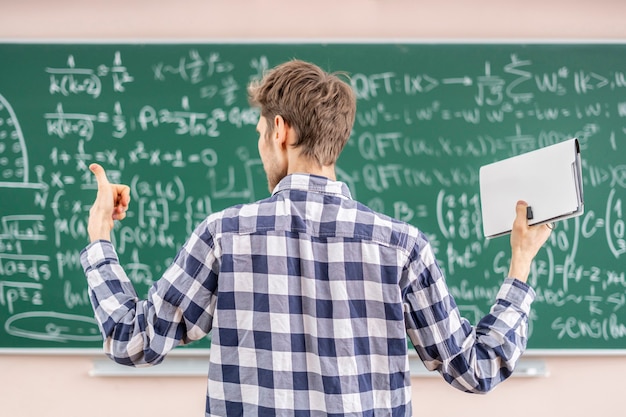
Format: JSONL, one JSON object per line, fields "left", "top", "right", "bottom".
{"left": 81, "top": 173, "right": 535, "bottom": 416}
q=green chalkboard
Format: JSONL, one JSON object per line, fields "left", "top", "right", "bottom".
{"left": 0, "top": 42, "right": 625, "bottom": 353}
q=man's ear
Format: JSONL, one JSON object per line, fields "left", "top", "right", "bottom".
{"left": 273, "top": 115, "right": 289, "bottom": 148}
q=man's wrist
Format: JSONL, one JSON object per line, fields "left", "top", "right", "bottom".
{"left": 508, "top": 263, "right": 530, "bottom": 282}
{"left": 88, "top": 228, "right": 112, "bottom": 243}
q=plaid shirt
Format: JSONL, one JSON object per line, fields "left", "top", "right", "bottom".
{"left": 81, "top": 173, "right": 535, "bottom": 417}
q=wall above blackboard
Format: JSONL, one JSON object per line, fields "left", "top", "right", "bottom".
{"left": 0, "top": 42, "right": 624, "bottom": 353}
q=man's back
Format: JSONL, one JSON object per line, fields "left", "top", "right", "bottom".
{"left": 206, "top": 173, "right": 418, "bottom": 416}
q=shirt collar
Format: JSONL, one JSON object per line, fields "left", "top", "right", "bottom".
{"left": 271, "top": 173, "right": 353, "bottom": 200}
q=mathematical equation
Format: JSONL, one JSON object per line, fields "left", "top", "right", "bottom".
{"left": 351, "top": 56, "right": 626, "bottom": 101}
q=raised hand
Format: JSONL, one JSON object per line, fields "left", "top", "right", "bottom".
{"left": 87, "top": 163, "right": 131, "bottom": 242}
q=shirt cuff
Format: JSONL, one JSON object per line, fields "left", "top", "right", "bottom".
{"left": 497, "top": 278, "right": 536, "bottom": 314}
{"left": 80, "top": 240, "right": 119, "bottom": 272}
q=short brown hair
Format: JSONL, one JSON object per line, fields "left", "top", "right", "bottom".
{"left": 248, "top": 60, "right": 356, "bottom": 166}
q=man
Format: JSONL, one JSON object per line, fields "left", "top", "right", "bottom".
{"left": 81, "top": 59, "right": 552, "bottom": 416}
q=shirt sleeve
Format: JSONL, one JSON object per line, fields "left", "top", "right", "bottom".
{"left": 402, "top": 236, "right": 536, "bottom": 393}
{"left": 79, "top": 221, "right": 219, "bottom": 367}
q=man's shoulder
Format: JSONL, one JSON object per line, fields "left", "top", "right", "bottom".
{"left": 348, "top": 199, "right": 424, "bottom": 249}
{"left": 203, "top": 196, "right": 277, "bottom": 234}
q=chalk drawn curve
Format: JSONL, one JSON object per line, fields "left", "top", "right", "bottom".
{"left": 5, "top": 311, "right": 102, "bottom": 343}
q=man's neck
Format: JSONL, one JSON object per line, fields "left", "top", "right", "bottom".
{"left": 287, "top": 155, "right": 336, "bottom": 181}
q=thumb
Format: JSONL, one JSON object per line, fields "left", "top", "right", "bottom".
{"left": 515, "top": 200, "right": 528, "bottom": 218}
{"left": 89, "top": 163, "right": 111, "bottom": 189}
{"left": 512, "top": 200, "right": 530, "bottom": 230}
